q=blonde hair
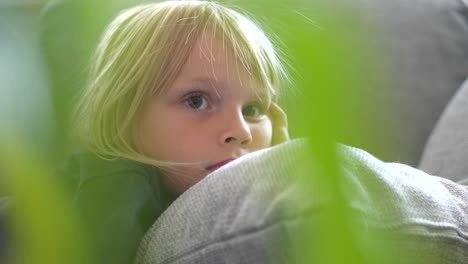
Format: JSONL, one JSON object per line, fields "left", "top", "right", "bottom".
{"left": 74, "top": 0, "right": 289, "bottom": 166}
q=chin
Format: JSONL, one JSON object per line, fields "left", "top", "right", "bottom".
{"left": 160, "top": 169, "right": 208, "bottom": 196}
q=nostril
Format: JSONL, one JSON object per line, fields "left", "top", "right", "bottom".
{"left": 225, "top": 137, "right": 234, "bottom": 143}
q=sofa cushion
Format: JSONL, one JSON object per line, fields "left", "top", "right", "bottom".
{"left": 419, "top": 78, "right": 468, "bottom": 183}
{"left": 135, "top": 141, "right": 468, "bottom": 264}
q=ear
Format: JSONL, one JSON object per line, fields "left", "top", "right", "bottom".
{"left": 267, "top": 103, "right": 289, "bottom": 146}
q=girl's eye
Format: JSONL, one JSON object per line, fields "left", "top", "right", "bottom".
{"left": 242, "top": 104, "right": 264, "bottom": 118}
{"left": 185, "top": 95, "right": 208, "bottom": 110}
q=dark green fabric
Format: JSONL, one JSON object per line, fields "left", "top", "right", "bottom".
{"left": 0, "top": 197, "right": 12, "bottom": 263}
{"left": 63, "top": 153, "right": 170, "bottom": 264}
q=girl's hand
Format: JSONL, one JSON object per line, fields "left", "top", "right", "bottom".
{"left": 268, "top": 103, "right": 289, "bottom": 146}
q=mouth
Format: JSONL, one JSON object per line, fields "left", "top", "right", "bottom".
{"left": 206, "top": 158, "right": 236, "bottom": 172}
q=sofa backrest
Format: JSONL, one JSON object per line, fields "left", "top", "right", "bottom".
{"left": 339, "top": 0, "right": 468, "bottom": 165}
{"left": 419, "top": 78, "right": 468, "bottom": 183}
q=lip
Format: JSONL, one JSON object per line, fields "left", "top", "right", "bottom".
{"left": 206, "top": 158, "right": 236, "bottom": 172}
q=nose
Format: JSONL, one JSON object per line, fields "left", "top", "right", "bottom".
{"left": 219, "top": 110, "right": 252, "bottom": 146}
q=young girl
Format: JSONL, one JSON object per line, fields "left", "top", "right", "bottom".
{"left": 68, "top": 1, "right": 289, "bottom": 263}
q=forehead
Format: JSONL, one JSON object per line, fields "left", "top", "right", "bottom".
{"left": 171, "top": 31, "right": 270, "bottom": 100}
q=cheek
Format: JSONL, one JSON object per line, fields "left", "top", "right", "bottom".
{"left": 140, "top": 122, "right": 187, "bottom": 160}
{"left": 250, "top": 118, "right": 273, "bottom": 150}
{"left": 139, "top": 112, "right": 211, "bottom": 162}
{"left": 138, "top": 106, "right": 181, "bottom": 160}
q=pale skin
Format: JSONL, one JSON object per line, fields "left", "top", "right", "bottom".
{"left": 137, "top": 32, "right": 288, "bottom": 195}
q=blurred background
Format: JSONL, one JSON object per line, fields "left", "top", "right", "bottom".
{"left": 0, "top": 0, "right": 388, "bottom": 263}
{"left": 3, "top": 0, "right": 466, "bottom": 263}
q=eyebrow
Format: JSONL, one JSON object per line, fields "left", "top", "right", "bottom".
{"left": 177, "top": 77, "right": 271, "bottom": 103}
{"left": 175, "top": 78, "right": 221, "bottom": 97}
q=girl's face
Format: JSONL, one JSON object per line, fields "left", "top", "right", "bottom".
{"left": 138, "top": 32, "right": 274, "bottom": 195}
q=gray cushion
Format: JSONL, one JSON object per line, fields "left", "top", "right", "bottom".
{"left": 134, "top": 141, "right": 312, "bottom": 264}
{"left": 135, "top": 141, "right": 468, "bottom": 264}
{"left": 419, "top": 78, "right": 468, "bottom": 183}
